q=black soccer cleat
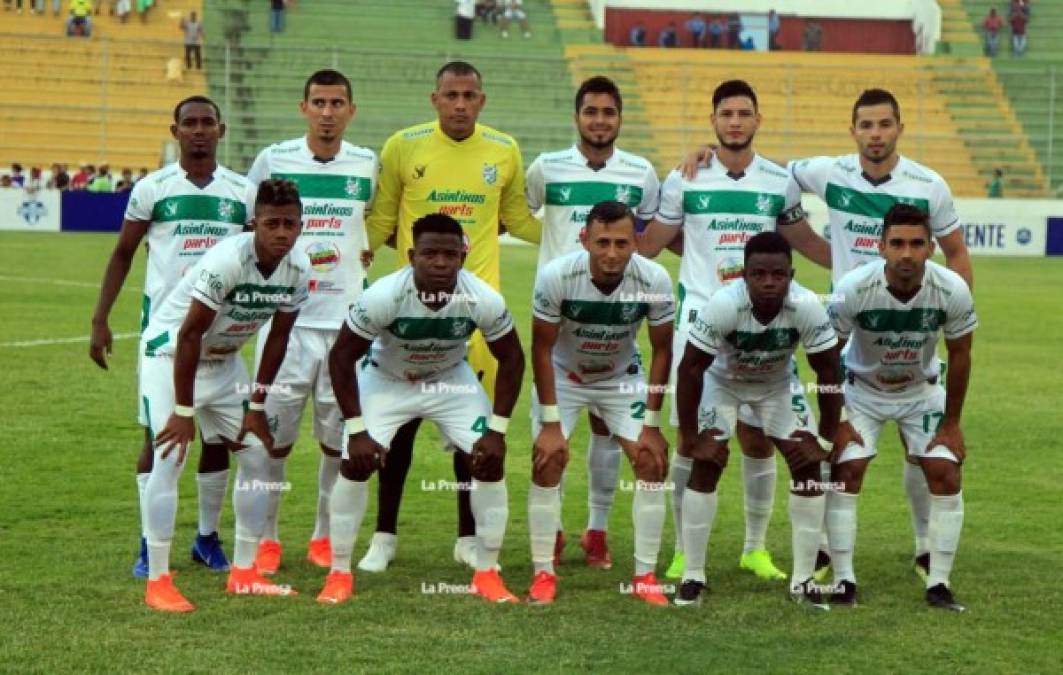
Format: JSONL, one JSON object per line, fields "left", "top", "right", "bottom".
{"left": 674, "top": 579, "right": 706, "bottom": 606}
{"left": 913, "top": 553, "right": 930, "bottom": 582}
{"left": 790, "top": 578, "right": 831, "bottom": 612}
{"left": 926, "top": 583, "right": 967, "bottom": 612}
{"left": 830, "top": 580, "right": 858, "bottom": 607}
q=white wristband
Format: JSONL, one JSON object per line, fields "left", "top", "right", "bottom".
{"left": 540, "top": 404, "right": 561, "bottom": 423}
{"left": 248, "top": 400, "right": 266, "bottom": 412}
{"left": 817, "top": 435, "right": 834, "bottom": 453}
{"left": 643, "top": 409, "right": 661, "bottom": 427}
{"left": 840, "top": 407, "right": 849, "bottom": 423}
{"left": 488, "top": 414, "right": 509, "bottom": 434}
{"left": 173, "top": 404, "right": 194, "bottom": 418}
{"left": 345, "top": 417, "right": 366, "bottom": 435}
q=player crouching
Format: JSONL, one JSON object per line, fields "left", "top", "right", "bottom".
{"left": 140, "top": 179, "right": 310, "bottom": 611}
{"left": 318, "top": 214, "right": 525, "bottom": 605}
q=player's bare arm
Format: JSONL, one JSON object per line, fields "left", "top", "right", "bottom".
{"left": 936, "top": 228, "right": 974, "bottom": 290}
{"left": 636, "top": 219, "right": 679, "bottom": 258}
{"left": 931, "top": 332, "right": 973, "bottom": 463}
{"left": 778, "top": 218, "right": 831, "bottom": 269}
{"left": 154, "top": 298, "right": 215, "bottom": 463}
{"left": 637, "top": 321, "right": 673, "bottom": 476}
{"left": 328, "top": 325, "right": 385, "bottom": 474}
{"left": 674, "top": 342, "right": 727, "bottom": 466}
{"left": 784, "top": 346, "right": 842, "bottom": 467}
{"left": 473, "top": 328, "right": 526, "bottom": 478}
{"left": 531, "top": 317, "right": 568, "bottom": 474}
{"left": 827, "top": 335, "right": 865, "bottom": 461}
{"left": 89, "top": 218, "right": 150, "bottom": 369}
{"left": 240, "top": 308, "right": 300, "bottom": 454}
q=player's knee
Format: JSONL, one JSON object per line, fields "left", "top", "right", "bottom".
{"left": 688, "top": 459, "right": 722, "bottom": 493}
{"left": 472, "top": 463, "right": 504, "bottom": 483}
{"left": 340, "top": 458, "right": 374, "bottom": 482}
{"left": 268, "top": 444, "right": 293, "bottom": 459}
{"left": 632, "top": 453, "right": 664, "bottom": 483}
{"left": 789, "top": 461, "right": 822, "bottom": 496}
{"left": 831, "top": 460, "right": 867, "bottom": 494}
{"left": 200, "top": 440, "right": 231, "bottom": 471}
{"left": 737, "top": 422, "right": 773, "bottom": 458}
{"left": 921, "top": 459, "right": 962, "bottom": 495}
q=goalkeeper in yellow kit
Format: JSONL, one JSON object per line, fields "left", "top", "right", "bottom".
{"left": 357, "top": 61, "right": 541, "bottom": 571}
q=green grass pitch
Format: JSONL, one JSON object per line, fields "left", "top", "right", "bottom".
{"left": 0, "top": 230, "right": 1060, "bottom": 672}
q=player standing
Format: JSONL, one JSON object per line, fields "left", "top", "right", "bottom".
{"left": 524, "top": 75, "right": 661, "bottom": 568}
{"left": 90, "top": 96, "right": 251, "bottom": 578}
{"left": 244, "top": 69, "right": 377, "bottom": 575}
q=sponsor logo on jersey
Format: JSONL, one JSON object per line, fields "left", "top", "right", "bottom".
{"left": 345, "top": 178, "right": 363, "bottom": 199}
{"left": 559, "top": 186, "right": 572, "bottom": 203}
{"left": 306, "top": 241, "right": 341, "bottom": 273}
{"left": 615, "top": 185, "right": 631, "bottom": 204}
{"left": 413, "top": 164, "right": 427, "bottom": 180}
{"left": 716, "top": 256, "right": 744, "bottom": 283}
{"left": 755, "top": 193, "right": 774, "bottom": 215}
{"left": 427, "top": 189, "right": 486, "bottom": 204}
{"left": 218, "top": 200, "right": 235, "bottom": 220}
{"left": 482, "top": 163, "right": 498, "bottom": 186}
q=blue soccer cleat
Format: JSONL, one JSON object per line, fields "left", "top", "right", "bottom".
{"left": 132, "top": 536, "right": 149, "bottom": 578}
{"left": 191, "top": 531, "right": 231, "bottom": 572}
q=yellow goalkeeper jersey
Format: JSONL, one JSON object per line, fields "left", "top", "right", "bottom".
{"left": 366, "top": 120, "right": 541, "bottom": 289}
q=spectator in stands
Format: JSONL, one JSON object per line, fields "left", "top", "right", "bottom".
{"left": 987, "top": 168, "right": 1004, "bottom": 197}
{"left": 475, "top": 0, "right": 497, "bottom": 24}
{"left": 112, "top": 0, "right": 129, "bottom": 22}
{"left": 726, "top": 13, "right": 741, "bottom": 48}
{"left": 0, "top": 176, "right": 11, "bottom": 188}
{"left": 269, "top": 0, "right": 286, "bottom": 34}
{"left": 1009, "top": 7, "right": 1027, "bottom": 56}
{"left": 70, "top": 164, "right": 93, "bottom": 190}
{"left": 181, "top": 11, "right": 204, "bottom": 69}
{"left": 136, "top": 0, "right": 153, "bottom": 23}
{"left": 67, "top": 0, "right": 92, "bottom": 36}
{"left": 708, "top": 17, "right": 724, "bottom": 48}
{"left": 26, "top": 167, "right": 42, "bottom": 192}
{"left": 658, "top": 22, "right": 678, "bottom": 48}
{"left": 10, "top": 163, "right": 24, "bottom": 187}
{"left": 4, "top": 0, "right": 24, "bottom": 14}
{"left": 500, "top": 0, "right": 530, "bottom": 39}
{"left": 740, "top": 35, "right": 755, "bottom": 50}
{"left": 686, "top": 12, "right": 707, "bottom": 48}
{"left": 983, "top": 8, "right": 1003, "bottom": 57}
{"left": 115, "top": 168, "right": 134, "bottom": 192}
{"left": 455, "top": 0, "right": 474, "bottom": 40}
{"left": 88, "top": 164, "right": 113, "bottom": 192}
{"left": 47, "top": 163, "right": 70, "bottom": 190}
{"left": 629, "top": 21, "right": 646, "bottom": 47}
{"left": 768, "top": 9, "right": 781, "bottom": 50}
{"left": 803, "top": 20, "right": 822, "bottom": 51}
{"left": 135, "top": 167, "right": 148, "bottom": 184}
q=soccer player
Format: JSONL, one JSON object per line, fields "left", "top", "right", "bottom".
{"left": 674, "top": 231, "right": 842, "bottom": 607}
{"left": 826, "top": 204, "right": 975, "bottom": 611}
{"left": 244, "top": 69, "right": 378, "bottom": 575}
{"left": 524, "top": 75, "right": 660, "bottom": 569}
{"left": 317, "top": 214, "right": 526, "bottom": 605}
{"left": 360, "top": 60, "right": 541, "bottom": 572}
{"left": 639, "top": 80, "right": 831, "bottom": 583}
{"left": 89, "top": 96, "right": 251, "bottom": 578}
{"left": 139, "top": 179, "right": 310, "bottom": 611}
{"left": 526, "top": 201, "right": 674, "bottom": 605}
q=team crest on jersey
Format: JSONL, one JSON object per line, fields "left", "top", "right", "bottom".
{"left": 218, "top": 200, "right": 234, "bottom": 220}
{"left": 838, "top": 192, "right": 853, "bottom": 208}
{"left": 697, "top": 195, "right": 711, "bottom": 210}
{"left": 920, "top": 311, "right": 939, "bottom": 332}
{"left": 482, "top": 163, "right": 498, "bottom": 186}
{"left": 615, "top": 185, "right": 631, "bottom": 204}
{"left": 163, "top": 201, "right": 179, "bottom": 217}
{"left": 559, "top": 186, "right": 572, "bottom": 203}
{"left": 413, "top": 165, "right": 426, "bottom": 180}
{"left": 345, "top": 178, "right": 362, "bottom": 198}
{"left": 755, "top": 193, "right": 774, "bottom": 215}
{"left": 618, "top": 303, "right": 639, "bottom": 323}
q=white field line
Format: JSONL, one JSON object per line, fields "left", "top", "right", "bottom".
{"left": 0, "top": 332, "right": 139, "bottom": 348}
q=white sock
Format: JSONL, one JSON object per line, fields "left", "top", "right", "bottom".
{"left": 904, "top": 462, "right": 931, "bottom": 556}
{"left": 528, "top": 483, "right": 560, "bottom": 574}
{"left": 312, "top": 454, "right": 341, "bottom": 540}
{"left": 927, "top": 492, "right": 964, "bottom": 588}
{"left": 826, "top": 491, "right": 859, "bottom": 584}
{"left": 145, "top": 447, "right": 186, "bottom": 580}
{"left": 195, "top": 469, "right": 228, "bottom": 536}
{"left": 789, "top": 493, "right": 826, "bottom": 590}
{"left": 587, "top": 433, "right": 621, "bottom": 532}
{"left": 742, "top": 455, "right": 775, "bottom": 553}
{"left": 261, "top": 456, "right": 286, "bottom": 542}
{"left": 669, "top": 453, "right": 693, "bottom": 555}
{"left": 471, "top": 479, "right": 508, "bottom": 572}
{"left": 680, "top": 488, "right": 717, "bottom": 584}
{"left": 232, "top": 445, "right": 270, "bottom": 569}
{"left": 818, "top": 462, "right": 832, "bottom": 552}
{"left": 136, "top": 472, "right": 149, "bottom": 538}
{"left": 633, "top": 481, "right": 666, "bottom": 576}
{"left": 329, "top": 475, "right": 368, "bottom": 574}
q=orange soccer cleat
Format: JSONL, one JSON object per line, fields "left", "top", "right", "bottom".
{"left": 145, "top": 574, "right": 195, "bottom": 613}
{"left": 316, "top": 570, "right": 354, "bottom": 605}
{"left": 471, "top": 569, "right": 519, "bottom": 604}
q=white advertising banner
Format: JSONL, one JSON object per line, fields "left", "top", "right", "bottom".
{"left": 0, "top": 188, "right": 61, "bottom": 232}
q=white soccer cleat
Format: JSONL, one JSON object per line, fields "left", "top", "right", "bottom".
{"left": 453, "top": 536, "right": 501, "bottom": 571}
{"left": 357, "top": 532, "right": 397, "bottom": 573}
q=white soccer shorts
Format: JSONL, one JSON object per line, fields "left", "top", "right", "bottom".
{"left": 837, "top": 379, "right": 957, "bottom": 463}
{"left": 529, "top": 373, "right": 648, "bottom": 443}
{"left": 696, "top": 372, "right": 801, "bottom": 441}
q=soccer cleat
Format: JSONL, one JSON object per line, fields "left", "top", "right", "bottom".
{"left": 579, "top": 529, "right": 613, "bottom": 570}
{"left": 453, "top": 536, "right": 501, "bottom": 572}
{"left": 631, "top": 572, "right": 669, "bottom": 606}
{"left": 526, "top": 570, "right": 557, "bottom": 605}
{"left": 226, "top": 566, "right": 297, "bottom": 596}
{"left": 358, "top": 532, "right": 397, "bottom": 573}
{"left": 790, "top": 578, "right": 831, "bottom": 612}
{"left": 926, "top": 583, "right": 966, "bottom": 612}
{"left": 306, "top": 538, "right": 332, "bottom": 568}
{"left": 132, "top": 537, "right": 149, "bottom": 579}
{"left": 739, "top": 549, "right": 787, "bottom": 581}
{"left": 145, "top": 574, "right": 194, "bottom": 612}
{"left": 553, "top": 530, "right": 566, "bottom": 567}
{"left": 674, "top": 579, "right": 706, "bottom": 606}
{"left": 316, "top": 570, "right": 354, "bottom": 605}
{"left": 471, "top": 569, "right": 519, "bottom": 604}
{"left": 191, "top": 531, "right": 230, "bottom": 572}
{"left": 913, "top": 553, "right": 930, "bottom": 583}
{"left": 812, "top": 550, "right": 832, "bottom": 583}
{"left": 830, "top": 580, "right": 858, "bottom": 607}
{"left": 664, "top": 551, "right": 685, "bottom": 580}
{"left": 254, "top": 539, "right": 282, "bottom": 576}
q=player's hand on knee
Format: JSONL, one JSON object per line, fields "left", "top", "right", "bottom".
{"left": 88, "top": 320, "right": 112, "bottom": 369}
{"left": 237, "top": 410, "right": 274, "bottom": 453}
{"left": 156, "top": 414, "right": 195, "bottom": 464}
{"left": 829, "top": 420, "right": 864, "bottom": 464}
{"left": 690, "top": 428, "right": 729, "bottom": 466}
{"left": 785, "top": 429, "right": 830, "bottom": 468}
{"left": 472, "top": 430, "right": 506, "bottom": 479}
{"left": 928, "top": 421, "right": 965, "bottom": 464}
{"left": 533, "top": 424, "right": 569, "bottom": 474}
{"left": 348, "top": 431, "right": 385, "bottom": 475}
{"left": 636, "top": 426, "right": 670, "bottom": 478}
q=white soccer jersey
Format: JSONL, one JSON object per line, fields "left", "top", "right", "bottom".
{"left": 828, "top": 260, "right": 977, "bottom": 399}
{"left": 686, "top": 279, "right": 837, "bottom": 385}
{"left": 347, "top": 268, "right": 514, "bottom": 382}
{"left": 656, "top": 154, "right": 802, "bottom": 324}
{"left": 124, "top": 163, "right": 252, "bottom": 328}
{"left": 247, "top": 137, "right": 378, "bottom": 330}
{"left": 143, "top": 233, "right": 310, "bottom": 359}
{"left": 788, "top": 154, "right": 960, "bottom": 286}
{"left": 526, "top": 146, "right": 660, "bottom": 269}
{"left": 532, "top": 249, "right": 674, "bottom": 384}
